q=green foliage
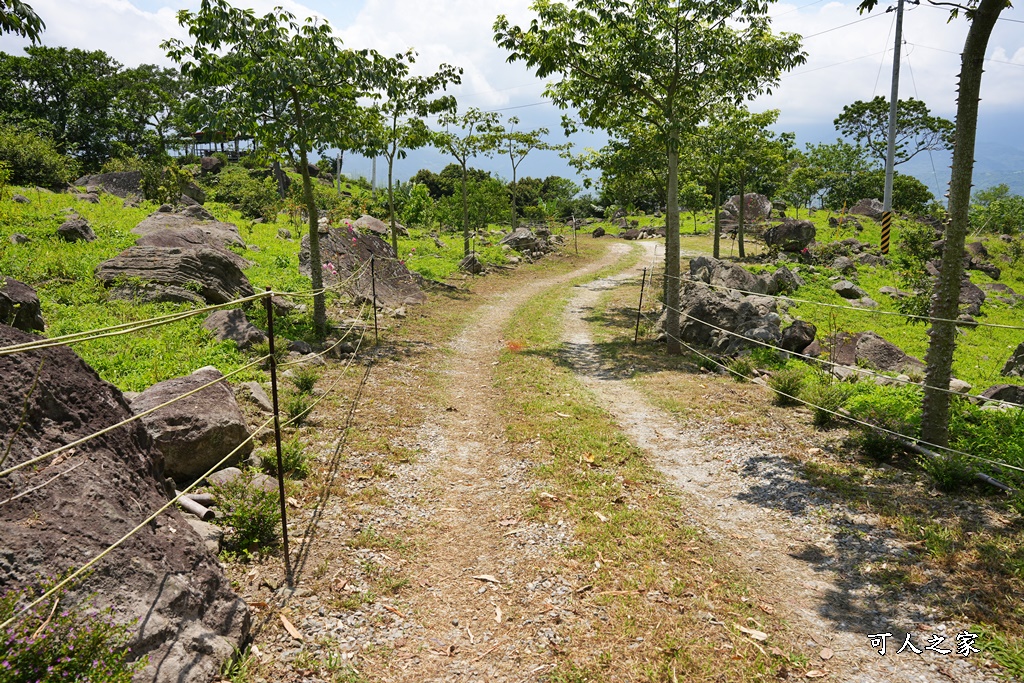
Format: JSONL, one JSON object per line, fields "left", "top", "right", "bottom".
{"left": 845, "top": 384, "right": 921, "bottom": 458}
{"left": 802, "top": 379, "right": 852, "bottom": 427}
{"left": 727, "top": 355, "right": 754, "bottom": 382}
{"left": 284, "top": 391, "right": 313, "bottom": 426}
{"left": 0, "top": 579, "right": 145, "bottom": 682}
{"left": 260, "top": 437, "right": 311, "bottom": 479}
{"left": 0, "top": 123, "right": 79, "bottom": 187}
{"left": 289, "top": 365, "right": 320, "bottom": 394}
{"left": 0, "top": 0, "right": 46, "bottom": 43}
{"left": 917, "top": 453, "right": 975, "bottom": 493}
{"left": 749, "top": 346, "right": 786, "bottom": 369}
{"left": 0, "top": 160, "right": 9, "bottom": 200}
{"left": 767, "top": 367, "right": 806, "bottom": 406}
{"left": 401, "top": 182, "right": 434, "bottom": 228}
{"left": 834, "top": 96, "right": 953, "bottom": 166}
{"left": 211, "top": 467, "right": 281, "bottom": 554}
{"left": 202, "top": 166, "right": 280, "bottom": 220}
{"left": 822, "top": 169, "right": 934, "bottom": 213}
{"left": 890, "top": 219, "right": 938, "bottom": 321}
{"left": 970, "top": 184, "right": 1024, "bottom": 235}
{"left": 949, "top": 401, "right": 1024, "bottom": 485}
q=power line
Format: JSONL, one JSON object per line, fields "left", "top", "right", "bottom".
{"left": 801, "top": 12, "right": 888, "bottom": 39}
{"left": 781, "top": 50, "right": 887, "bottom": 79}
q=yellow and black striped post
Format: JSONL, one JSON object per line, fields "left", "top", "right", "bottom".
{"left": 880, "top": 211, "right": 892, "bottom": 255}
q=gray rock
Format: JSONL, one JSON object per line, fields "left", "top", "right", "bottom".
{"left": 0, "top": 276, "right": 45, "bottom": 332}
{"left": 763, "top": 219, "right": 816, "bottom": 252}
{"left": 832, "top": 280, "right": 868, "bottom": 300}
{"left": 238, "top": 381, "right": 273, "bottom": 413}
{"left": 849, "top": 198, "right": 884, "bottom": 219}
{"left": 722, "top": 193, "right": 772, "bottom": 221}
{"left": 202, "top": 308, "right": 266, "bottom": 350}
{"left": 0, "top": 326, "right": 248, "bottom": 683}
{"left": 288, "top": 339, "right": 313, "bottom": 355}
{"left": 9, "top": 233, "right": 30, "bottom": 244}
{"left": 852, "top": 296, "right": 879, "bottom": 309}
{"left": 458, "top": 253, "right": 484, "bottom": 274}
{"left": 671, "top": 280, "right": 781, "bottom": 355}
{"left": 830, "top": 256, "right": 857, "bottom": 274}
{"left": 979, "top": 384, "right": 1024, "bottom": 406}
{"left": 710, "top": 261, "right": 768, "bottom": 294}
{"left": 857, "top": 253, "right": 885, "bottom": 267}
{"left": 769, "top": 265, "right": 804, "bottom": 295}
{"left": 278, "top": 227, "right": 292, "bottom": 240}
{"left": 501, "top": 227, "right": 542, "bottom": 252}
{"left": 592, "top": 226, "right": 606, "bottom": 238}
{"left": 831, "top": 331, "right": 925, "bottom": 374}
{"left": 56, "top": 216, "right": 96, "bottom": 242}
{"left": 354, "top": 214, "right": 389, "bottom": 236}
{"left": 73, "top": 171, "right": 144, "bottom": 199}
{"left": 131, "top": 209, "right": 245, "bottom": 247}
{"left": 96, "top": 246, "right": 254, "bottom": 305}
{"left": 76, "top": 192, "right": 100, "bottom": 204}
{"left": 184, "top": 517, "right": 223, "bottom": 554}
{"left": 131, "top": 367, "right": 253, "bottom": 481}
{"left": 1002, "top": 342, "right": 1024, "bottom": 378}
{"left": 12, "top": 193, "right": 29, "bottom": 203}
{"left": 949, "top": 378, "right": 973, "bottom": 394}
{"left": 959, "top": 278, "right": 986, "bottom": 307}
{"left": 879, "top": 285, "right": 912, "bottom": 299}
{"left": 200, "top": 156, "right": 225, "bottom": 174}
{"left": 134, "top": 226, "right": 250, "bottom": 270}
{"left": 780, "top": 320, "right": 816, "bottom": 354}
{"left": 206, "top": 467, "right": 243, "bottom": 488}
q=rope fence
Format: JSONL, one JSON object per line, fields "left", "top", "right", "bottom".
{"left": 0, "top": 256, "right": 385, "bottom": 634}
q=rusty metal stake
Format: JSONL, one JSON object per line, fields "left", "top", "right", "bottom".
{"left": 370, "top": 256, "right": 379, "bottom": 345}
{"left": 634, "top": 267, "right": 648, "bottom": 344}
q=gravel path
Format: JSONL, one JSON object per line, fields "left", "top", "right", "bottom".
{"left": 559, "top": 240, "right": 1002, "bottom": 683}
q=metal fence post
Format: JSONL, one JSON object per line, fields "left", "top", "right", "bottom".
{"left": 264, "top": 287, "right": 292, "bottom": 585}
{"left": 370, "top": 256, "right": 379, "bottom": 345}
{"left": 634, "top": 267, "right": 648, "bottom": 344}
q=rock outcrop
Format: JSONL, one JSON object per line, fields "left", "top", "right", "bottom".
{"left": 763, "top": 219, "right": 815, "bottom": 252}
{"left": 57, "top": 215, "right": 96, "bottom": 243}
{"left": 0, "top": 325, "right": 249, "bottom": 683}
{"left": 829, "top": 331, "right": 924, "bottom": 374}
{"left": 299, "top": 227, "right": 426, "bottom": 308}
{"left": 96, "top": 246, "right": 254, "bottom": 305}
{"left": 0, "top": 276, "right": 44, "bottom": 332}
{"left": 131, "top": 366, "right": 253, "bottom": 482}
{"left": 202, "top": 309, "right": 266, "bottom": 350}
{"left": 1002, "top": 342, "right": 1024, "bottom": 378}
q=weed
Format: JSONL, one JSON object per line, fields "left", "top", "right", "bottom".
{"left": 917, "top": 453, "right": 975, "bottom": 493}
{"left": 210, "top": 467, "right": 281, "bottom": 554}
{"left": 749, "top": 346, "right": 785, "bottom": 369}
{"left": 0, "top": 578, "right": 146, "bottom": 682}
{"left": 767, "top": 367, "right": 805, "bottom": 406}
{"left": 727, "top": 355, "right": 754, "bottom": 382}
{"left": 284, "top": 391, "right": 313, "bottom": 425}
{"left": 260, "top": 437, "right": 311, "bottom": 479}
{"left": 251, "top": 339, "right": 288, "bottom": 367}
{"left": 802, "top": 380, "right": 851, "bottom": 427}
{"left": 220, "top": 646, "right": 259, "bottom": 683}
{"left": 290, "top": 365, "right": 320, "bottom": 394}
{"left": 347, "top": 527, "right": 406, "bottom": 552}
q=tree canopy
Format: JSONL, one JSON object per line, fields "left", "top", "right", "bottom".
{"left": 0, "top": 0, "right": 44, "bottom": 43}
{"left": 834, "top": 96, "right": 953, "bottom": 166}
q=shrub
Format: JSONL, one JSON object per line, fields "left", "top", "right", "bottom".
{"left": 0, "top": 123, "right": 79, "bottom": 187}
{"left": 250, "top": 339, "right": 287, "bottom": 367}
{"left": 727, "top": 356, "right": 754, "bottom": 382}
{"left": 844, "top": 384, "right": 921, "bottom": 459}
{"left": 203, "top": 166, "right": 280, "bottom": 220}
{"left": 0, "top": 580, "right": 145, "bottom": 682}
{"left": 917, "top": 453, "right": 975, "bottom": 493}
{"left": 802, "top": 380, "right": 852, "bottom": 427}
{"left": 767, "top": 367, "right": 806, "bottom": 406}
{"left": 284, "top": 391, "right": 312, "bottom": 425}
{"left": 210, "top": 468, "right": 281, "bottom": 553}
{"left": 260, "top": 437, "right": 311, "bottom": 479}
{"left": 289, "top": 366, "right": 320, "bottom": 394}
{"left": 749, "top": 346, "right": 785, "bottom": 369}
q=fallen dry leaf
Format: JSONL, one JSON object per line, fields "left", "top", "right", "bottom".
{"left": 804, "top": 670, "right": 829, "bottom": 679}
{"left": 758, "top": 602, "right": 775, "bottom": 615}
{"left": 473, "top": 574, "right": 501, "bottom": 584}
{"left": 554, "top": 411, "right": 571, "bottom": 418}
{"left": 495, "top": 605, "right": 503, "bottom": 624}
{"left": 819, "top": 647, "right": 834, "bottom": 661}
{"left": 594, "top": 511, "right": 608, "bottom": 522}
{"left": 769, "top": 646, "right": 786, "bottom": 657}
{"left": 280, "top": 614, "right": 303, "bottom": 641}
{"left": 736, "top": 625, "right": 768, "bottom": 641}
{"left": 286, "top": 496, "right": 300, "bottom": 508}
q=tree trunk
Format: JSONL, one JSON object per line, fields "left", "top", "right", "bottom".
{"left": 737, "top": 177, "right": 746, "bottom": 259}
{"left": 665, "top": 140, "right": 681, "bottom": 356}
{"left": 712, "top": 173, "right": 722, "bottom": 259}
{"left": 461, "top": 161, "right": 470, "bottom": 257}
{"left": 511, "top": 166, "right": 518, "bottom": 231}
{"left": 387, "top": 154, "right": 399, "bottom": 256}
{"left": 920, "top": 0, "right": 1004, "bottom": 448}
{"left": 299, "top": 148, "right": 326, "bottom": 336}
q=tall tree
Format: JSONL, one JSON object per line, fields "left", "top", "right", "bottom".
{"left": 360, "top": 51, "right": 461, "bottom": 256}
{"left": 165, "top": 0, "right": 382, "bottom": 335}
{"left": 497, "top": 116, "right": 566, "bottom": 229}
{"left": 495, "top": 0, "right": 804, "bottom": 354}
{"left": 433, "top": 107, "right": 500, "bottom": 257}
{"left": 574, "top": 121, "right": 667, "bottom": 212}
{"left": 0, "top": 0, "right": 44, "bottom": 43}
{"left": 858, "top": 0, "right": 1008, "bottom": 449}
{"left": 116, "top": 64, "right": 187, "bottom": 157}
{"left": 834, "top": 96, "right": 954, "bottom": 166}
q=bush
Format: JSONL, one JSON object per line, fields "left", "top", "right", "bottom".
{"left": 260, "top": 437, "right": 311, "bottom": 479}
{"left": 917, "top": 453, "right": 975, "bottom": 493}
{"left": 0, "top": 123, "right": 79, "bottom": 187}
{"left": 289, "top": 366, "right": 320, "bottom": 394}
{"left": 203, "top": 166, "right": 280, "bottom": 220}
{"left": 844, "top": 384, "right": 921, "bottom": 458}
{"left": 767, "top": 367, "right": 806, "bottom": 406}
{"left": 284, "top": 392, "right": 312, "bottom": 425}
{"left": 727, "top": 356, "right": 754, "bottom": 382}
{"left": 0, "top": 579, "right": 145, "bottom": 682}
{"left": 802, "top": 380, "right": 852, "bottom": 427}
{"left": 210, "top": 468, "right": 281, "bottom": 554}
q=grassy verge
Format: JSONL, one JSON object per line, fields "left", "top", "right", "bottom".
{"left": 494, "top": 257, "right": 808, "bottom": 681}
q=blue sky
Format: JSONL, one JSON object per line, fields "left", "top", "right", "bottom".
{"left": 1, "top": 0, "right": 1022, "bottom": 195}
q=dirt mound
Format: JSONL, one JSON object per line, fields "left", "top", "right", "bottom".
{"left": 0, "top": 324, "right": 249, "bottom": 683}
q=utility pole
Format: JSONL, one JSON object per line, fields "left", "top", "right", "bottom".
{"left": 371, "top": 157, "right": 377, "bottom": 199}
{"left": 881, "top": 0, "right": 905, "bottom": 254}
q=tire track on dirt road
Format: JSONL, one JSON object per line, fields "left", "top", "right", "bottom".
{"left": 559, "top": 240, "right": 1000, "bottom": 683}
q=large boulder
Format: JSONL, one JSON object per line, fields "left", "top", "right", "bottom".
{"left": 780, "top": 320, "right": 817, "bottom": 354}
{"left": 710, "top": 261, "right": 768, "bottom": 295}
{"left": 131, "top": 210, "right": 245, "bottom": 248}
{"left": 979, "top": 384, "right": 1024, "bottom": 406}
{"left": 96, "top": 246, "right": 254, "bottom": 305}
{"left": 1002, "top": 342, "right": 1024, "bottom": 378}
{"left": 500, "top": 227, "right": 541, "bottom": 252}
{"left": 849, "top": 198, "right": 885, "bottom": 220}
{"left": 769, "top": 265, "right": 804, "bottom": 295}
{"left": 0, "top": 276, "right": 44, "bottom": 332}
{"left": 202, "top": 309, "right": 266, "bottom": 350}
{"left": 0, "top": 325, "right": 250, "bottom": 683}
{"left": 56, "top": 215, "right": 96, "bottom": 243}
{"left": 763, "top": 219, "right": 815, "bottom": 252}
{"left": 723, "top": 193, "right": 772, "bottom": 221}
{"left": 672, "top": 280, "right": 781, "bottom": 355}
{"left": 353, "top": 214, "right": 389, "bottom": 237}
{"left": 832, "top": 280, "right": 869, "bottom": 300}
{"left": 131, "top": 366, "right": 253, "bottom": 482}
{"left": 74, "top": 171, "right": 144, "bottom": 198}
{"left": 299, "top": 227, "right": 426, "bottom": 308}
{"left": 134, "top": 226, "right": 250, "bottom": 271}
{"left": 200, "top": 156, "right": 224, "bottom": 175}
{"left": 830, "top": 331, "right": 924, "bottom": 374}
